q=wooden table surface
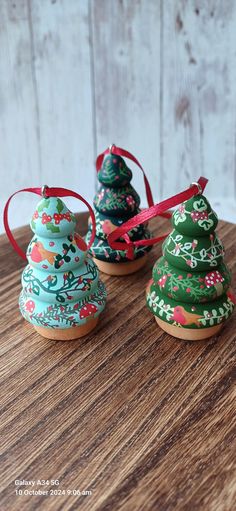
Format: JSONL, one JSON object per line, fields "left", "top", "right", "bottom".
{"left": 0, "top": 213, "right": 235, "bottom": 511}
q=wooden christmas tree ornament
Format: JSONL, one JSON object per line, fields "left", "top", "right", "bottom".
{"left": 4, "top": 187, "right": 106, "bottom": 341}
{"left": 146, "top": 185, "right": 235, "bottom": 341}
{"left": 86, "top": 145, "right": 153, "bottom": 276}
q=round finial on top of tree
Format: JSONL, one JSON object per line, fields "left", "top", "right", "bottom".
{"left": 146, "top": 193, "right": 235, "bottom": 341}
{"left": 19, "top": 195, "right": 106, "bottom": 340}
{"left": 86, "top": 149, "right": 152, "bottom": 276}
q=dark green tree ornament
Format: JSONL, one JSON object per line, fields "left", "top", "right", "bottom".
{"left": 86, "top": 148, "right": 152, "bottom": 275}
{"left": 146, "top": 193, "right": 235, "bottom": 340}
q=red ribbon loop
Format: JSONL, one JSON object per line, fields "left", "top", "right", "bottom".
{"left": 108, "top": 177, "right": 208, "bottom": 260}
{"left": 96, "top": 145, "right": 156, "bottom": 208}
{"left": 3, "top": 187, "right": 96, "bottom": 261}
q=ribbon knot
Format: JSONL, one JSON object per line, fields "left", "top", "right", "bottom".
{"left": 107, "top": 177, "right": 209, "bottom": 258}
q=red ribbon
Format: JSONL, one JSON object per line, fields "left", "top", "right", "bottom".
{"left": 107, "top": 177, "right": 208, "bottom": 260}
{"left": 3, "top": 186, "right": 96, "bottom": 261}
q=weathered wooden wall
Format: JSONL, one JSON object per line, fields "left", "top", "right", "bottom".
{"left": 0, "top": 0, "right": 236, "bottom": 232}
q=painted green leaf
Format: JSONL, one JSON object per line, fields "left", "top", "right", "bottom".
{"left": 46, "top": 223, "right": 60, "bottom": 233}
{"left": 70, "top": 244, "right": 76, "bottom": 253}
{"left": 31, "top": 219, "right": 36, "bottom": 231}
{"left": 56, "top": 199, "right": 64, "bottom": 214}
{"left": 32, "top": 285, "right": 40, "bottom": 296}
{"left": 56, "top": 295, "right": 65, "bottom": 303}
{"left": 38, "top": 199, "right": 50, "bottom": 212}
{"left": 48, "top": 278, "right": 57, "bottom": 288}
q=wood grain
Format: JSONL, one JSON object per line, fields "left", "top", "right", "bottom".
{"left": 0, "top": 213, "right": 235, "bottom": 511}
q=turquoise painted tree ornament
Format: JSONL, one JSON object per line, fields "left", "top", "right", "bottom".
{"left": 86, "top": 148, "right": 152, "bottom": 275}
{"left": 146, "top": 193, "right": 235, "bottom": 341}
{"left": 19, "top": 194, "right": 106, "bottom": 340}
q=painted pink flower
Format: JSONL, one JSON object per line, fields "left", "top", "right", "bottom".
{"left": 158, "top": 275, "right": 168, "bottom": 288}
{"left": 174, "top": 243, "right": 182, "bottom": 255}
{"left": 25, "top": 300, "right": 35, "bottom": 313}
{"left": 178, "top": 205, "right": 185, "bottom": 214}
{"left": 173, "top": 286, "right": 179, "bottom": 291}
{"left": 186, "top": 260, "right": 193, "bottom": 267}
{"left": 178, "top": 275, "right": 183, "bottom": 280}
{"left": 186, "top": 288, "right": 191, "bottom": 293}
{"left": 126, "top": 195, "right": 135, "bottom": 207}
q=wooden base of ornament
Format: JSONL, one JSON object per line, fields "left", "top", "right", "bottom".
{"left": 155, "top": 317, "right": 222, "bottom": 341}
{"left": 34, "top": 317, "right": 99, "bottom": 341}
{"left": 93, "top": 255, "right": 147, "bottom": 276}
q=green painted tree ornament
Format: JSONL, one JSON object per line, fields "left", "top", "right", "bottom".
{"left": 146, "top": 193, "right": 235, "bottom": 340}
{"left": 86, "top": 150, "right": 152, "bottom": 275}
{"left": 20, "top": 195, "right": 106, "bottom": 340}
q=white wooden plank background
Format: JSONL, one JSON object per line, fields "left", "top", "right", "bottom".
{"left": 0, "top": 0, "right": 236, "bottom": 234}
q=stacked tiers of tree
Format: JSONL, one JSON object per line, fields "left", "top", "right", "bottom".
{"left": 147, "top": 194, "right": 235, "bottom": 330}
{"left": 86, "top": 153, "right": 152, "bottom": 263}
{"left": 20, "top": 196, "right": 106, "bottom": 330}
